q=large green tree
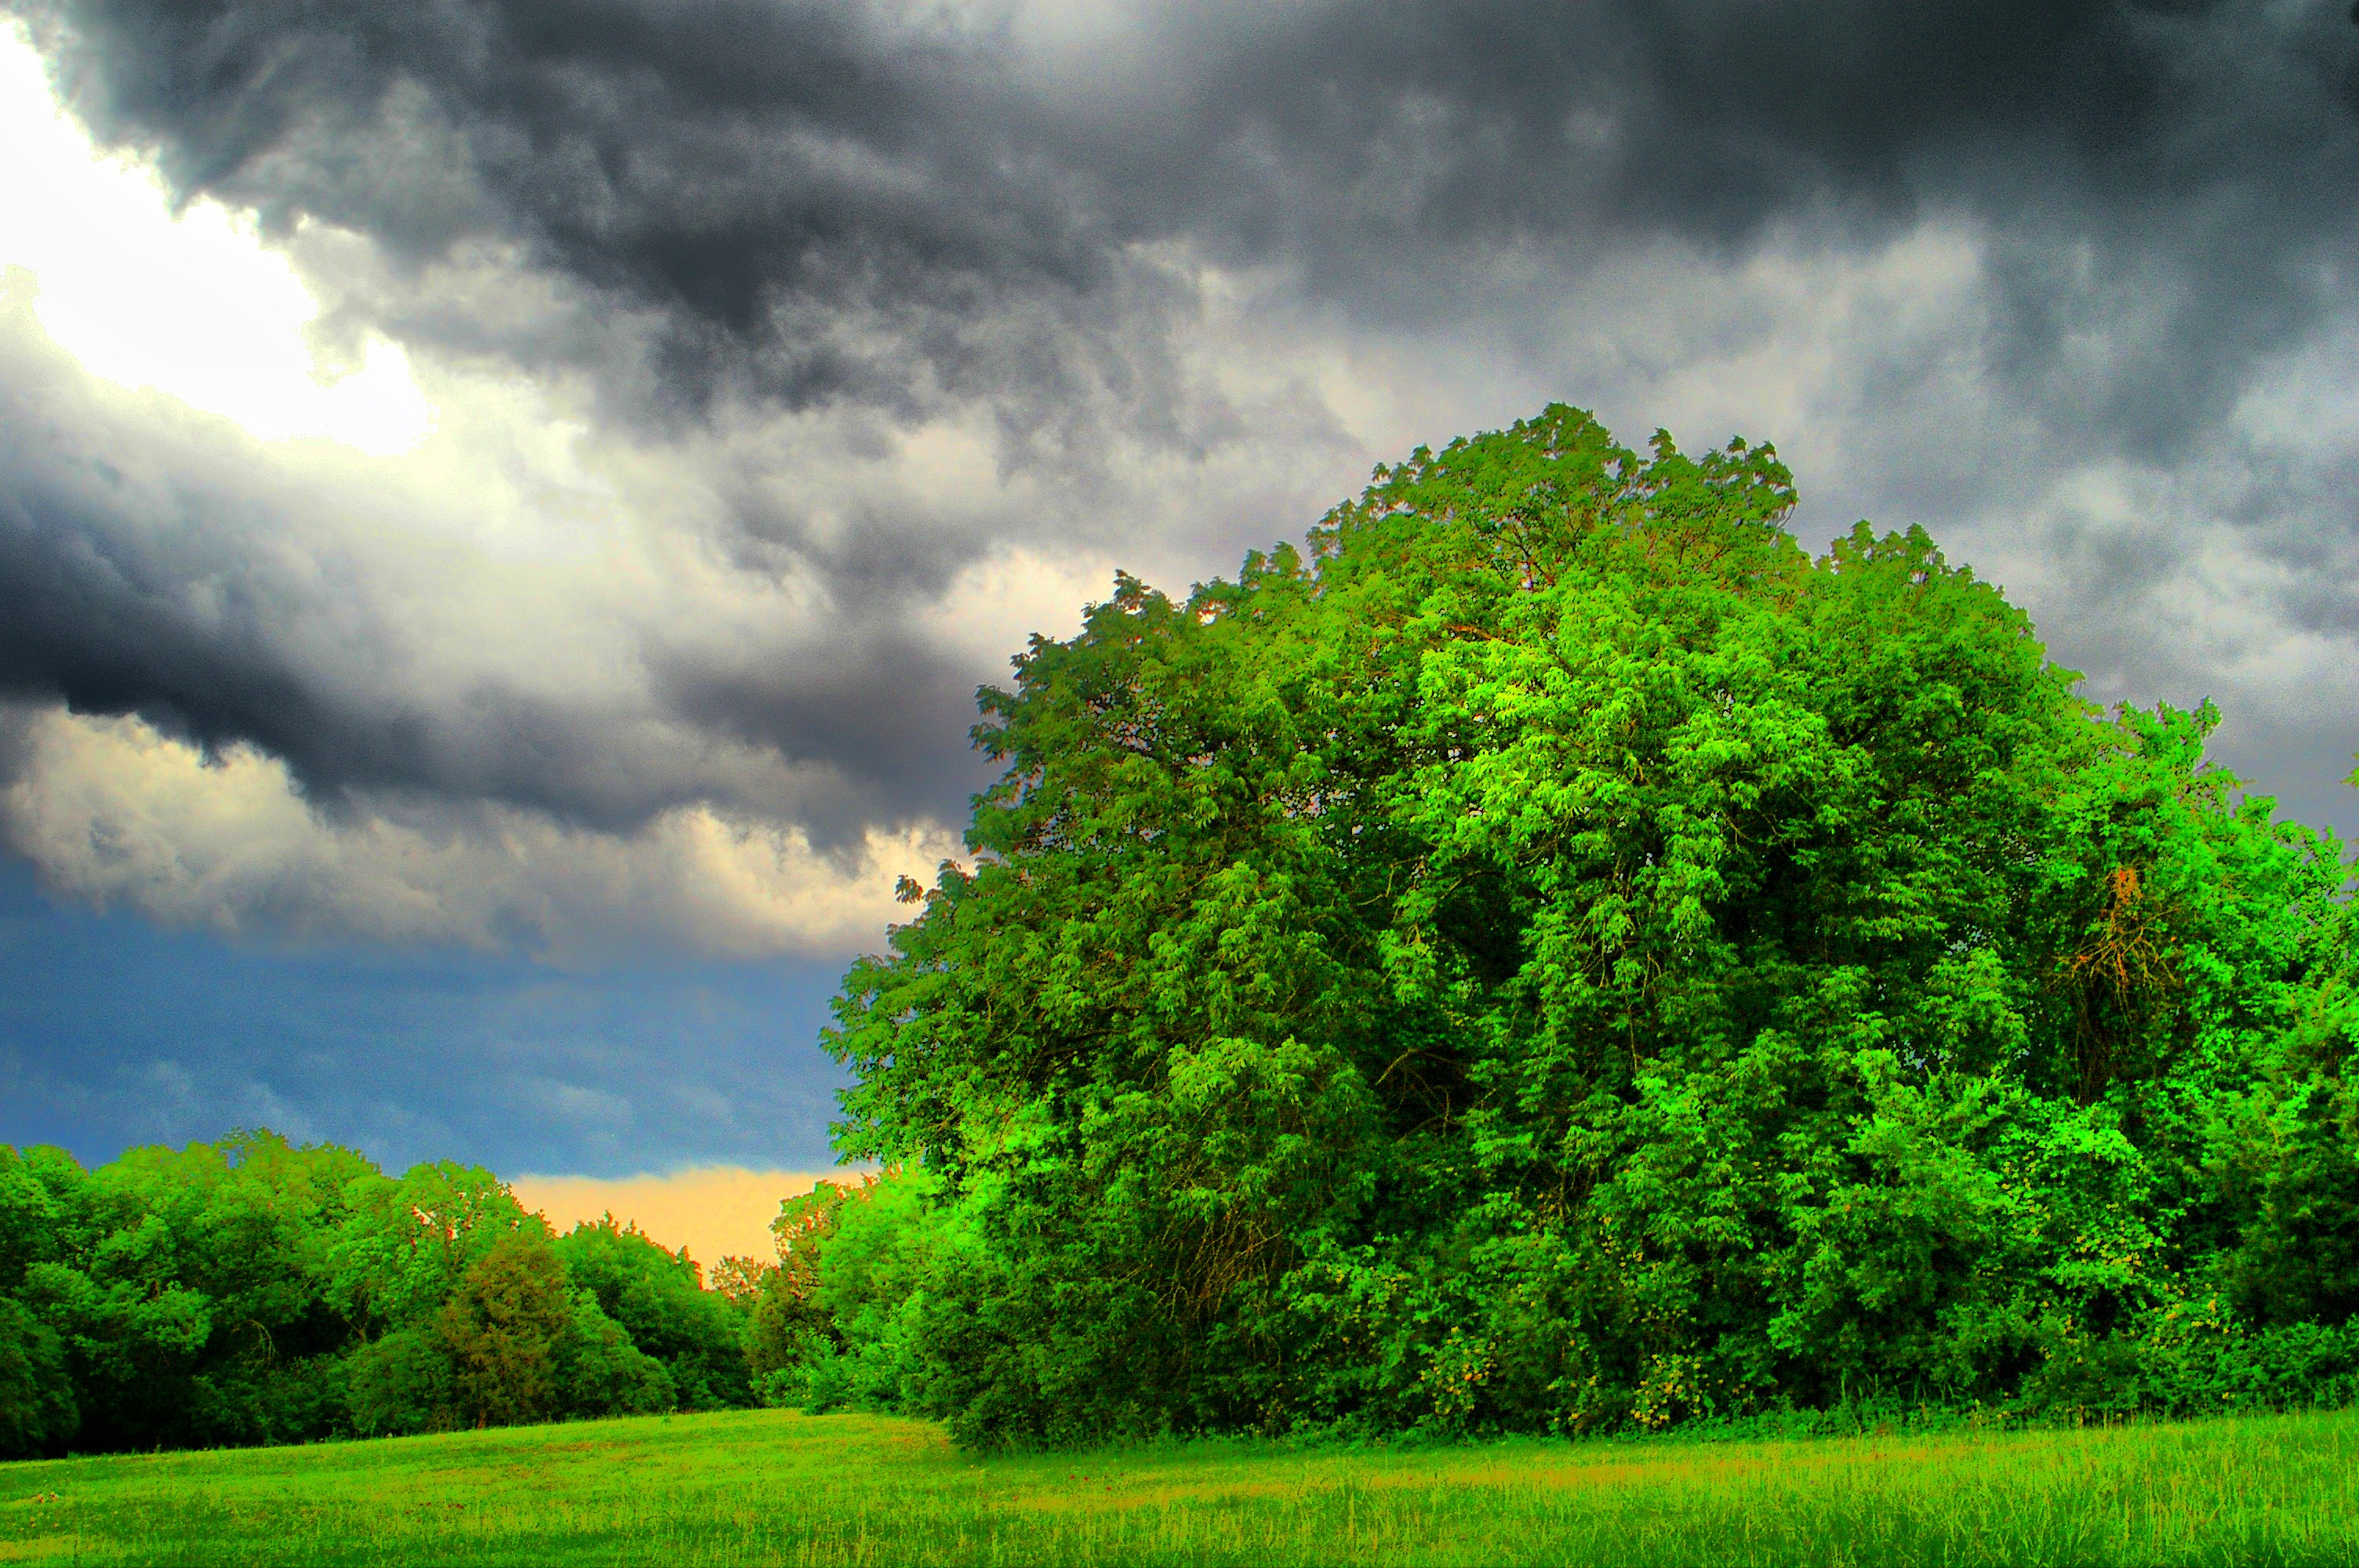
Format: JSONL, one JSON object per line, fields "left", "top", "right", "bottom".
{"left": 825, "top": 405, "right": 2358, "bottom": 1445}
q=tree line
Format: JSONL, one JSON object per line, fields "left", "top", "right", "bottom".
{"left": 768, "top": 405, "right": 2359, "bottom": 1448}
{"left": 0, "top": 1131, "right": 858, "bottom": 1457}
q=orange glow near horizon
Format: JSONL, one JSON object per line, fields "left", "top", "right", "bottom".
{"left": 511, "top": 1165, "right": 868, "bottom": 1275}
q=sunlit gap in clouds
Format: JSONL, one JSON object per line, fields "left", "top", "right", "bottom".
{"left": 510, "top": 1166, "right": 876, "bottom": 1273}
{"left": 0, "top": 24, "right": 434, "bottom": 455}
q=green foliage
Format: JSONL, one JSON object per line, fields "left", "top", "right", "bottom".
{"left": 437, "top": 1231, "right": 572, "bottom": 1428}
{"left": 6, "top": 1131, "right": 379, "bottom": 1451}
{"left": 820, "top": 404, "right": 2359, "bottom": 1446}
{"left": 0, "top": 1146, "right": 58, "bottom": 1291}
{"left": 344, "top": 1327, "right": 455, "bottom": 1439}
{"left": 556, "top": 1288, "right": 676, "bottom": 1419}
{"left": 0, "top": 1134, "right": 765, "bottom": 1454}
{"left": 746, "top": 1177, "right": 874, "bottom": 1388}
{"left": 552, "top": 1218, "right": 747, "bottom": 1409}
{"left": 796, "top": 1172, "right": 957, "bottom": 1419}
{"left": 0, "top": 1295, "right": 75, "bottom": 1458}
{"left": 328, "top": 1160, "right": 536, "bottom": 1337}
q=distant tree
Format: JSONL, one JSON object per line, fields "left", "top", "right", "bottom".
{"left": 747, "top": 1178, "right": 877, "bottom": 1387}
{"left": 5, "top": 1132, "right": 387, "bottom": 1450}
{"left": 553, "top": 1218, "right": 751, "bottom": 1409}
{"left": 328, "top": 1160, "right": 536, "bottom": 1337}
{"left": 436, "top": 1231, "right": 571, "bottom": 1428}
{"left": 554, "top": 1290, "right": 675, "bottom": 1417}
{"left": 346, "top": 1246, "right": 680, "bottom": 1435}
{"left": 0, "top": 1147, "right": 58, "bottom": 1290}
{"left": 706, "top": 1254, "right": 773, "bottom": 1312}
{"left": 0, "top": 1134, "right": 756, "bottom": 1453}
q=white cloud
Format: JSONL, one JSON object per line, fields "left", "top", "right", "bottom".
{"left": 0, "top": 23, "right": 434, "bottom": 453}
{"left": 0, "top": 706, "right": 961, "bottom": 958}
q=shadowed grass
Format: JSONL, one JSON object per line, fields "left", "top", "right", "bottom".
{"left": 5, "top": 1406, "right": 2357, "bottom": 1566}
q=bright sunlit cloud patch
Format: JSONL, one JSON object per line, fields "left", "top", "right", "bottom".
{"left": 0, "top": 24, "right": 434, "bottom": 453}
{"left": 0, "top": 708, "right": 964, "bottom": 959}
{"left": 511, "top": 1167, "right": 866, "bottom": 1271}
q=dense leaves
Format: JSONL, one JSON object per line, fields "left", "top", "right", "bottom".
{"left": 0, "top": 1133, "right": 787, "bottom": 1457}
{"left": 555, "top": 1218, "right": 750, "bottom": 1409}
{"left": 817, "top": 405, "right": 2359, "bottom": 1446}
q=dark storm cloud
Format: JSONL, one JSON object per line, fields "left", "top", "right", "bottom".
{"left": 1139, "top": 0, "right": 2358, "bottom": 452}
{"left": 13, "top": 0, "right": 1113, "bottom": 418}
{"left": 0, "top": 314, "right": 430, "bottom": 803}
{"left": 16, "top": 0, "right": 2356, "bottom": 431}
{"left": 649, "top": 633, "right": 1000, "bottom": 834}
{"left": 3, "top": 0, "right": 2356, "bottom": 879}
{"left": 0, "top": 295, "right": 995, "bottom": 840}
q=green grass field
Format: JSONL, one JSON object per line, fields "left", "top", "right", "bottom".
{"left": 5, "top": 1407, "right": 2357, "bottom": 1566}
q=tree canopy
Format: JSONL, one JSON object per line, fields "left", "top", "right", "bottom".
{"left": 815, "top": 405, "right": 2359, "bottom": 1446}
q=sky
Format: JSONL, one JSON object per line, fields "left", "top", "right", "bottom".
{"left": 2, "top": 0, "right": 2356, "bottom": 1209}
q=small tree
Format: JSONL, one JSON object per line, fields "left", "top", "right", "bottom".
{"left": 748, "top": 1177, "right": 877, "bottom": 1384}
{"left": 551, "top": 1217, "right": 751, "bottom": 1409}
{"left": 436, "top": 1231, "right": 569, "bottom": 1428}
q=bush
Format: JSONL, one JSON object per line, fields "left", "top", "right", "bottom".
{"left": 0, "top": 1296, "right": 76, "bottom": 1457}
{"left": 344, "top": 1328, "right": 454, "bottom": 1438}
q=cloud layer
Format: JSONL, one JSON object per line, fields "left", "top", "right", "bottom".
{"left": 0, "top": 705, "right": 962, "bottom": 956}
{"left": 26, "top": 0, "right": 2357, "bottom": 430}
{"left": 0, "top": 0, "right": 2353, "bottom": 956}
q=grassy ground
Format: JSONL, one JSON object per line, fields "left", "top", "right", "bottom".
{"left": 5, "top": 1406, "right": 2357, "bottom": 1566}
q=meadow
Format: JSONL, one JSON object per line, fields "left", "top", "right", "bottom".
{"left": 5, "top": 1407, "right": 2358, "bottom": 1566}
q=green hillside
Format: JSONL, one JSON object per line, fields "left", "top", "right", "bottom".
{"left": 7, "top": 1406, "right": 2359, "bottom": 1566}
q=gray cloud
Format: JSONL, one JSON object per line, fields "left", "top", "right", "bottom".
{"left": 15, "top": 0, "right": 1118, "bottom": 422}
{"left": 0, "top": 0, "right": 2354, "bottom": 949}
{"left": 19, "top": 1, "right": 2355, "bottom": 430}
{"left": 0, "top": 275, "right": 1013, "bottom": 840}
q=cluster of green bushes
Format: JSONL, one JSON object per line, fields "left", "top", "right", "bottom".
{"left": 0, "top": 1133, "right": 773, "bottom": 1457}
{"left": 769, "top": 405, "right": 2359, "bottom": 1449}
